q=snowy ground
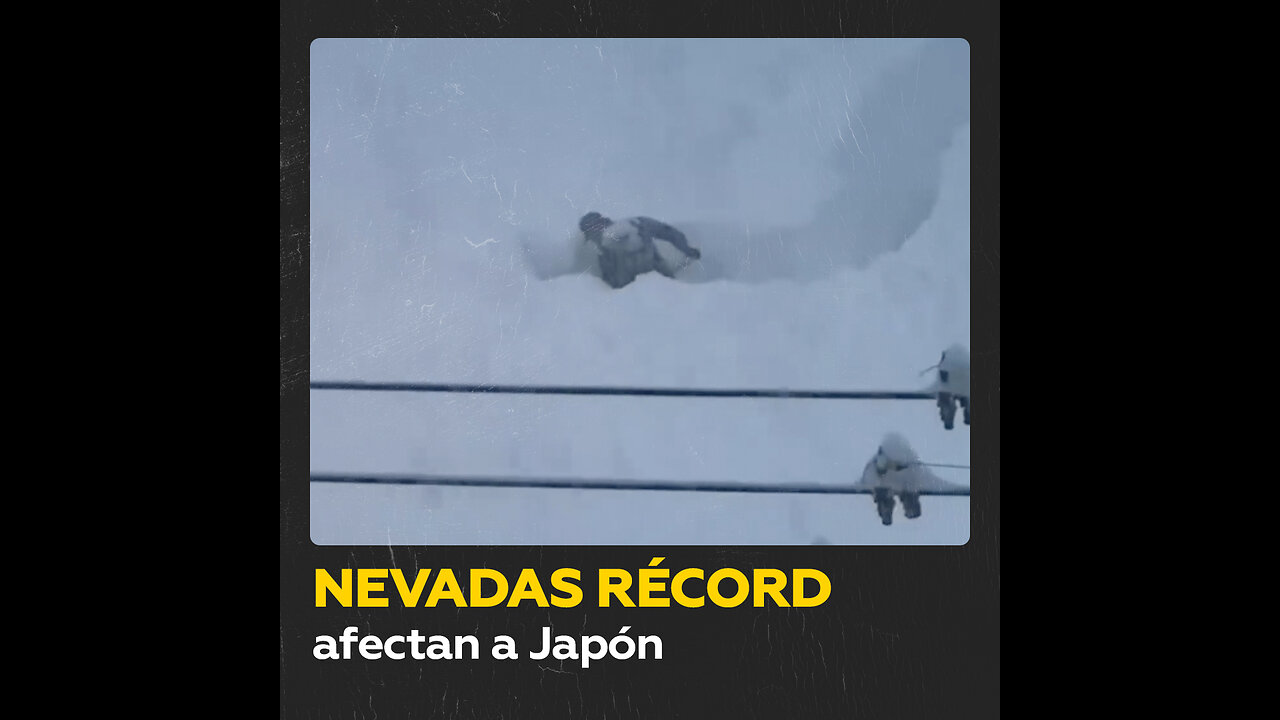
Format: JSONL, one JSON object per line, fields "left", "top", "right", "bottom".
{"left": 308, "top": 39, "right": 972, "bottom": 545}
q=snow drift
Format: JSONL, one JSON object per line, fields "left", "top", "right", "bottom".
{"left": 308, "top": 38, "right": 971, "bottom": 545}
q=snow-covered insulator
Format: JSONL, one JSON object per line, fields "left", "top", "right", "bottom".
{"left": 854, "top": 432, "right": 966, "bottom": 526}
{"left": 933, "top": 343, "right": 971, "bottom": 430}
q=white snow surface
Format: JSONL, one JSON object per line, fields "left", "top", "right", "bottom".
{"left": 308, "top": 39, "right": 972, "bottom": 545}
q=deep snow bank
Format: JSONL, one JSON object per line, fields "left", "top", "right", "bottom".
{"left": 307, "top": 39, "right": 971, "bottom": 545}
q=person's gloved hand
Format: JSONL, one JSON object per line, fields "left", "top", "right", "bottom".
{"left": 686, "top": 247, "right": 701, "bottom": 260}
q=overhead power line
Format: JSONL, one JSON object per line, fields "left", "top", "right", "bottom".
{"left": 310, "top": 473, "right": 971, "bottom": 496}
{"left": 309, "top": 380, "right": 934, "bottom": 400}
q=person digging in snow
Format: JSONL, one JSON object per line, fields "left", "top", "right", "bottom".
{"left": 578, "top": 211, "right": 701, "bottom": 289}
